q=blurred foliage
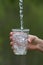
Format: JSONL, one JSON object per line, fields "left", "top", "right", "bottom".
{"left": 0, "top": 0, "right": 43, "bottom": 65}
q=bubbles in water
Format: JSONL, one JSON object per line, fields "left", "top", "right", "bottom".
{"left": 13, "top": 32, "right": 28, "bottom": 55}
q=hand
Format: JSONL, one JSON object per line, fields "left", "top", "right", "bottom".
{"left": 10, "top": 32, "right": 43, "bottom": 52}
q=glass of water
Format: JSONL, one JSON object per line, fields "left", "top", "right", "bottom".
{"left": 12, "top": 29, "right": 29, "bottom": 55}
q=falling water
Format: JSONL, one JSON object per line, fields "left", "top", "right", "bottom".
{"left": 19, "top": 1, "right": 26, "bottom": 65}
{"left": 19, "top": 0, "right": 23, "bottom": 30}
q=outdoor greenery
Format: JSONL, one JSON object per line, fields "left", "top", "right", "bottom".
{"left": 0, "top": 0, "right": 43, "bottom": 65}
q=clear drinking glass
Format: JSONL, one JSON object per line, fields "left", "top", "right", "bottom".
{"left": 12, "top": 29, "right": 29, "bottom": 55}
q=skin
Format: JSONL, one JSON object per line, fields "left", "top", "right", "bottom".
{"left": 10, "top": 32, "right": 43, "bottom": 52}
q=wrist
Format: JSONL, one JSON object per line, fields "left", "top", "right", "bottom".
{"left": 36, "top": 37, "right": 43, "bottom": 44}
{"left": 35, "top": 37, "right": 43, "bottom": 51}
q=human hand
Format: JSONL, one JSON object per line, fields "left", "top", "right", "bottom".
{"left": 10, "top": 32, "right": 43, "bottom": 52}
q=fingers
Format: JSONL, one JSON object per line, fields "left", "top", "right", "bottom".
{"left": 10, "top": 32, "right": 15, "bottom": 41}
{"left": 10, "top": 42, "right": 14, "bottom": 45}
{"left": 10, "top": 41, "right": 15, "bottom": 50}
{"left": 10, "top": 32, "right": 13, "bottom": 40}
{"left": 10, "top": 32, "right": 14, "bottom": 46}
{"left": 10, "top": 32, "right": 13, "bottom": 36}
{"left": 10, "top": 36, "right": 13, "bottom": 41}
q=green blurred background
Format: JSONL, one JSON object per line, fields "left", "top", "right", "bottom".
{"left": 0, "top": 0, "right": 43, "bottom": 65}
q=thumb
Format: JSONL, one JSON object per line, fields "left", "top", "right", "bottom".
{"left": 27, "top": 35, "right": 36, "bottom": 43}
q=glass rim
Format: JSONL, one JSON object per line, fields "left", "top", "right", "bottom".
{"left": 12, "top": 29, "right": 29, "bottom": 32}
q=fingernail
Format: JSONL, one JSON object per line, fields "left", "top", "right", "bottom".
{"left": 28, "top": 39, "right": 31, "bottom": 43}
